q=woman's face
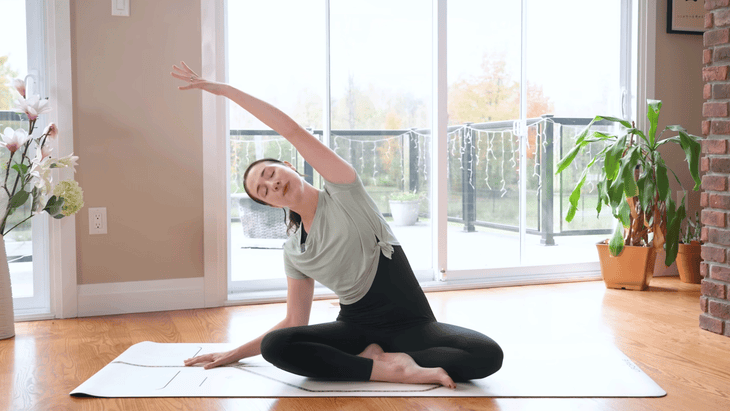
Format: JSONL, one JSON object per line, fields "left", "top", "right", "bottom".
{"left": 245, "top": 161, "right": 303, "bottom": 208}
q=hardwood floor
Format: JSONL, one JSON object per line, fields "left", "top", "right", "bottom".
{"left": 1, "top": 277, "right": 729, "bottom": 411}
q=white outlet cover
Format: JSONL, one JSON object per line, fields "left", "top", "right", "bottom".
{"left": 89, "top": 207, "right": 107, "bottom": 235}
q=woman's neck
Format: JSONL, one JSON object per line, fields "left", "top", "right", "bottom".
{"left": 292, "top": 185, "right": 320, "bottom": 233}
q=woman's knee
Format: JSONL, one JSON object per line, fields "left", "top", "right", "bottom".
{"left": 478, "top": 342, "right": 504, "bottom": 377}
{"left": 260, "top": 328, "right": 294, "bottom": 363}
{"left": 447, "top": 335, "right": 504, "bottom": 381}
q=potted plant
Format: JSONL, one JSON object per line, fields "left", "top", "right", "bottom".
{"left": 388, "top": 190, "right": 423, "bottom": 226}
{"left": 677, "top": 211, "right": 702, "bottom": 284}
{"left": 556, "top": 100, "right": 701, "bottom": 290}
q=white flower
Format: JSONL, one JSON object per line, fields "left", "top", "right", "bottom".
{"left": 54, "top": 153, "right": 79, "bottom": 173}
{"left": 29, "top": 158, "right": 53, "bottom": 196}
{"left": 29, "top": 152, "right": 78, "bottom": 198}
{"left": 13, "top": 94, "right": 51, "bottom": 121}
{"left": 32, "top": 143, "right": 53, "bottom": 162}
{"left": 43, "top": 122, "right": 58, "bottom": 139}
{"left": 52, "top": 180, "right": 84, "bottom": 216}
{"left": 12, "top": 78, "right": 26, "bottom": 98}
{"left": 1, "top": 127, "right": 30, "bottom": 153}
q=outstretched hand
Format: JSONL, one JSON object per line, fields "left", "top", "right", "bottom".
{"left": 184, "top": 349, "right": 241, "bottom": 370}
{"left": 171, "top": 61, "right": 226, "bottom": 95}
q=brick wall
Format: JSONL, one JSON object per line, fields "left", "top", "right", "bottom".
{"left": 701, "top": 1, "right": 730, "bottom": 337}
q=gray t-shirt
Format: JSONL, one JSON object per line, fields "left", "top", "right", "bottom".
{"left": 283, "top": 175, "right": 400, "bottom": 304}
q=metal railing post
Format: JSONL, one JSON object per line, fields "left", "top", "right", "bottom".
{"left": 409, "top": 129, "right": 419, "bottom": 192}
{"left": 462, "top": 124, "right": 476, "bottom": 232}
{"left": 540, "top": 115, "right": 555, "bottom": 245}
{"left": 304, "top": 128, "right": 314, "bottom": 185}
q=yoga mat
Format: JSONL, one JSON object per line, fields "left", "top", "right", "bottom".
{"left": 71, "top": 341, "right": 666, "bottom": 398}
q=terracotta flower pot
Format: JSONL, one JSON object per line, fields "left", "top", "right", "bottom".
{"left": 596, "top": 242, "right": 657, "bottom": 291}
{"left": 676, "top": 241, "right": 702, "bottom": 284}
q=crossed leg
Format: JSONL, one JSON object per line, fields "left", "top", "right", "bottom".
{"left": 260, "top": 320, "right": 502, "bottom": 387}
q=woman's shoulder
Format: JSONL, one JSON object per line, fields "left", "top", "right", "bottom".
{"left": 323, "top": 173, "right": 363, "bottom": 195}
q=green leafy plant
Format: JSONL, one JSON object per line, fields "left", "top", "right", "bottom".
{"left": 389, "top": 190, "right": 424, "bottom": 202}
{"left": 682, "top": 211, "right": 701, "bottom": 244}
{"left": 556, "top": 100, "right": 701, "bottom": 266}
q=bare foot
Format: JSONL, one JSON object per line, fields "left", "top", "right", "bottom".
{"left": 357, "top": 343, "right": 385, "bottom": 360}
{"left": 370, "top": 352, "right": 456, "bottom": 389}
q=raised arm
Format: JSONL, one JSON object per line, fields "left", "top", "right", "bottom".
{"left": 171, "top": 62, "right": 356, "bottom": 184}
{"left": 184, "top": 277, "right": 315, "bottom": 369}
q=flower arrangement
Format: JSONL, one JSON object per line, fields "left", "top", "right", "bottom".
{"left": 0, "top": 77, "right": 83, "bottom": 236}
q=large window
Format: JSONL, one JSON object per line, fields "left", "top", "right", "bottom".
{"left": 226, "top": 0, "right": 638, "bottom": 297}
{"left": 1, "top": 0, "right": 51, "bottom": 315}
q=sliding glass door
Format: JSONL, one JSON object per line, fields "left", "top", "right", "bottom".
{"left": 226, "top": 0, "right": 637, "bottom": 295}
{"left": 444, "top": 0, "right": 635, "bottom": 275}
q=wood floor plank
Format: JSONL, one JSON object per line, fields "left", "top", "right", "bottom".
{"left": 1, "top": 277, "right": 729, "bottom": 410}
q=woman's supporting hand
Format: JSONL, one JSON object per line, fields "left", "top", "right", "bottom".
{"left": 184, "top": 349, "right": 242, "bottom": 370}
{"left": 171, "top": 61, "right": 227, "bottom": 96}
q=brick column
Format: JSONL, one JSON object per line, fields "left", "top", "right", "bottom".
{"left": 701, "top": 1, "right": 730, "bottom": 337}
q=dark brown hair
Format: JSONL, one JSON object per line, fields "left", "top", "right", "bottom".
{"left": 243, "top": 158, "right": 302, "bottom": 235}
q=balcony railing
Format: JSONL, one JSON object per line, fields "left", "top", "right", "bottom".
{"left": 230, "top": 115, "right": 617, "bottom": 246}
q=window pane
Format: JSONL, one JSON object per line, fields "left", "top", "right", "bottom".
{"left": 524, "top": 0, "right": 624, "bottom": 266}
{"left": 330, "top": 0, "right": 432, "bottom": 273}
{"left": 227, "top": 0, "right": 325, "bottom": 283}
{"left": 447, "top": 0, "right": 522, "bottom": 270}
{"left": 1, "top": 0, "right": 33, "bottom": 298}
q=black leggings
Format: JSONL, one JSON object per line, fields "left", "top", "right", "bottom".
{"left": 260, "top": 246, "right": 503, "bottom": 382}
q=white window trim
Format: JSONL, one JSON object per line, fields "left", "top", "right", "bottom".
{"left": 637, "top": 0, "right": 656, "bottom": 131}
{"left": 432, "top": 0, "right": 448, "bottom": 281}
{"left": 47, "top": 0, "right": 77, "bottom": 320}
{"left": 202, "top": 0, "right": 230, "bottom": 307}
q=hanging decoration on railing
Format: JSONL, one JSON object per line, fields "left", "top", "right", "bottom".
{"left": 400, "top": 134, "right": 406, "bottom": 187}
{"left": 229, "top": 119, "right": 610, "bottom": 212}
{"left": 500, "top": 130, "right": 508, "bottom": 197}
{"left": 531, "top": 122, "right": 544, "bottom": 197}
{"left": 467, "top": 128, "right": 475, "bottom": 189}
{"left": 372, "top": 141, "right": 378, "bottom": 184}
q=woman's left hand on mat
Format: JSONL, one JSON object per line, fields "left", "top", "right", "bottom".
{"left": 184, "top": 350, "right": 240, "bottom": 370}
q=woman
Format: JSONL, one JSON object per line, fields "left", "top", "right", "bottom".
{"left": 171, "top": 62, "right": 503, "bottom": 388}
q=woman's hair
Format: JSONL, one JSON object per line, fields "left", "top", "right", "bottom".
{"left": 243, "top": 158, "right": 302, "bottom": 236}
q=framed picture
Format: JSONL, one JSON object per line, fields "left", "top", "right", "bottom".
{"left": 667, "top": 0, "right": 706, "bottom": 34}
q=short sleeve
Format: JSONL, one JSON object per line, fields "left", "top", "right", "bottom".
{"left": 283, "top": 249, "right": 309, "bottom": 280}
{"left": 323, "top": 174, "right": 363, "bottom": 195}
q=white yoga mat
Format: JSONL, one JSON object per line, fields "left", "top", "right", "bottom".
{"left": 71, "top": 341, "right": 666, "bottom": 398}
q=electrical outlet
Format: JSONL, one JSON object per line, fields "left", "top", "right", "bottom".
{"left": 89, "top": 207, "right": 107, "bottom": 235}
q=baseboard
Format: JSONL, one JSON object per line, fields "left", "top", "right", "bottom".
{"left": 77, "top": 277, "right": 205, "bottom": 317}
